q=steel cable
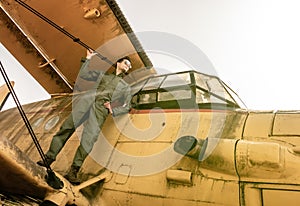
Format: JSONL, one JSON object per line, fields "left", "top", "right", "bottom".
{"left": 0, "top": 61, "right": 63, "bottom": 189}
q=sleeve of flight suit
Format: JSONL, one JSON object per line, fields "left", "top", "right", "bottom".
{"left": 79, "top": 58, "right": 104, "bottom": 81}
{"left": 112, "top": 84, "right": 132, "bottom": 116}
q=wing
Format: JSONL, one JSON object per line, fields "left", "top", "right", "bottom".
{"left": 0, "top": 0, "right": 155, "bottom": 94}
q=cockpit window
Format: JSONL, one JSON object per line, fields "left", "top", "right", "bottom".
{"left": 158, "top": 89, "right": 192, "bottom": 102}
{"left": 196, "top": 89, "right": 210, "bottom": 104}
{"left": 131, "top": 71, "right": 241, "bottom": 110}
{"left": 143, "top": 76, "right": 165, "bottom": 90}
{"left": 139, "top": 92, "right": 157, "bottom": 104}
{"left": 205, "top": 78, "right": 235, "bottom": 104}
{"left": 161, "top": 73, "right": 191, "bottom": 88}
{"left": 194, "top": 73, "right": 209, "bottom": 91}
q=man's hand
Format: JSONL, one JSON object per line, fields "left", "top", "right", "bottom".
{"left": 86, "top": 49, "right": 97, "bottom": 59}
{"left": 104, "top": 102, "right": 113, "bottom": 114}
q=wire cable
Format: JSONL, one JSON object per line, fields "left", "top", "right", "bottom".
{"left": 0, "top": 61, "right": 63, "bottom": 189}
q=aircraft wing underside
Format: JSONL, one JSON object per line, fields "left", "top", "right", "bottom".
{"left": 0, "top": 0, "right": 155, "bottom": 94}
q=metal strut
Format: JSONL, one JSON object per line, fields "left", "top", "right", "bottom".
{"left": 0, "top": 61, "right": 63, "bottom": 189}
{"left": 14, "top": 0, "right": 114, "bottom": 66}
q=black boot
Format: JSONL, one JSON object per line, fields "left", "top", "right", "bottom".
{"left": 37, "top": 156, "right": 55, "bottom": 167}
{"left": 64, "top": 165, "right": 81, "bottom": 185}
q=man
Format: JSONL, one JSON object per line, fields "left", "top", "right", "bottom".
{"left": 37, "top": 50, "right": 132, "bottom": 184}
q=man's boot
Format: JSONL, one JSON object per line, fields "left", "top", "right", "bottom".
{"left": 64, "top": 165, "right": 81, "bottom": 185}
{"left": 37, "top": 156, "right": 55, "bottom": 167}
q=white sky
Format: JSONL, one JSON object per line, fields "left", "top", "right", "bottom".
{"left": 0, "top": 43, "right": 50, "bottom": 110}
{"left": 1, "top": 0, "right": 300, "bottom": 110}
{"left": 117, "top": 0, "right": 300, "bottom": 110}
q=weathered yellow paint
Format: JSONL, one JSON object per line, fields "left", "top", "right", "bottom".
{"left": 243, "top": 111, "right": 274, "bottom": 138}
{"left": 263, "top": 190, "right": 300, "bottom": 206}
{"left": 0, "top": 81, "right": 14, "bottom": 110}
{"left": 2, "top": 0, "right": 300, "bottom": 205}
{"left": 2, "top": 93, "right": 300, "bottom": 205}
{"left": 273, "top": 112, "right": 300, "bottom": 135}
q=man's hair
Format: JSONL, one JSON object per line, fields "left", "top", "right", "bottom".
{"left": 113, "top": 56, "right": 131, "bottom": 71}
{"left": 116, "top": 56, "right": 131, "bottom": 64}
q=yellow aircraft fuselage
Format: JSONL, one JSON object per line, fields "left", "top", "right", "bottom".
{"left": 0, "top": 90, "right": 300, "bottom": 205}
{"left": 1, "top": 0, "right": 300, "bottom": 205}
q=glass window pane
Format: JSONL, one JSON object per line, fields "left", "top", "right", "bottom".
{"left": 158, "top": 90, "right": 192, "bottom": 102}
{"left": 196, "top": 89, "right": 210, "bottom": 104}
{"left": 139, "top": 93, "right": 156, "bottom": 104}
{"left": 131, "top": 80, "right": 147, "bottom": 94}
{"left": 143, "top": 77, "right": 165, "bottom": 90}
{"left": 131, "top": 95, "right": 138, "bottom": 105}
{"left": 194, "top": 73, "right": 209, "bottom": 90}
{"left": 206, "top": 78, "right": 233, "bottom": 103}
{"left": 161, "top": 73, "right": 191, "bottom": 88}
{"left": 223, "top": 83, "right": 242, "bottom": 108}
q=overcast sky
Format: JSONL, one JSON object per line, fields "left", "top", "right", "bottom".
{"left": 117, "top": 0, "right": 300, "bottom": 110}
{"left": 0, "top": 43, "right": 50, "bottom": 110}
{"left": 1, "top": 0, "right": 300, "bottom": 110}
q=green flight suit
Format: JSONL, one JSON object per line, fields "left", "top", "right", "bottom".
{"left": 46, "top": 59, "right": 131, "bottom": 167}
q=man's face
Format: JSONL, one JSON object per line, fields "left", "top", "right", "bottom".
{"left": 117, "top": 59, "right": 132, "bottom": 73}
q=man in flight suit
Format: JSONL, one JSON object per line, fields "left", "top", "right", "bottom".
{"left": 37, "top": 50, "right": 132, "bottom": 184}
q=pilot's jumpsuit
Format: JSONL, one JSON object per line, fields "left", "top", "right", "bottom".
{"left": 45, "top": 58, "right": 131, "bottom": 167}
